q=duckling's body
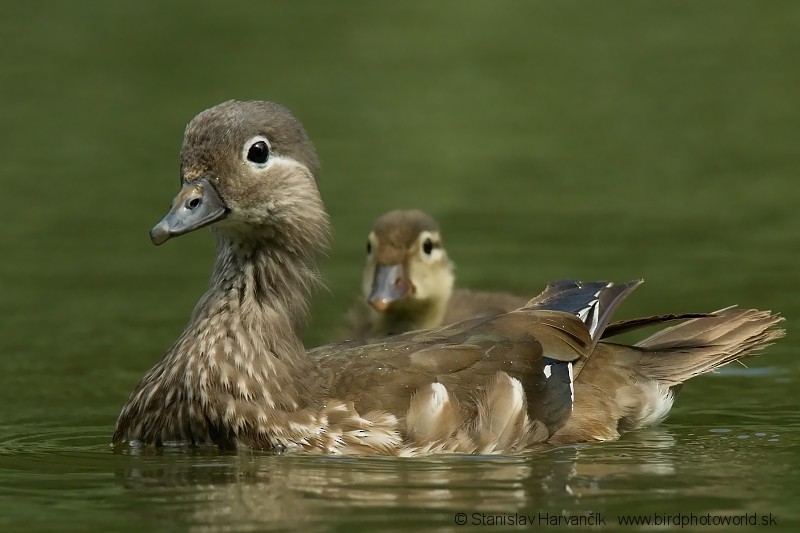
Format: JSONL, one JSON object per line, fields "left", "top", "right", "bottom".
{"left": 344, "top": 211, "right": 698, "bottom": 340}
{"left": 345, "top": 209, "right": 528, "bottom": 338}
{"left": 113, "top": 101, "right": 784, "bottom": 455}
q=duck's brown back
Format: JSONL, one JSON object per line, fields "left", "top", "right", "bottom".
{"left": 442, "top": 289, "right": 529, "bottom": 324}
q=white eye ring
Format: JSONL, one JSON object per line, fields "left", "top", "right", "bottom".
{"left": 242, "top": 135, "right": 272, "bottom": 167}
{"left": 366, "top": 232, "right": 377, "bottom": 258}
{"left": 418, "top": 231, "right": 441, "bottom": 263}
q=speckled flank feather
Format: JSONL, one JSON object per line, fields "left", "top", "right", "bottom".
{"left": 113, "top": 100, "right": 785, "bottom": 455}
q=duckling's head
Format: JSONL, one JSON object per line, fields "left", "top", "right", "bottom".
{"left": 150, "top": 100, "right": 327, "bottom": 249}
{"left": 362, "top": 210, "right": 455, "bottom": 322}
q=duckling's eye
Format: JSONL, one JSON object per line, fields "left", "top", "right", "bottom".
{"left": 422, "top": 238, "right": 434, "bottom": 255}
{"left": 247, "top": 141, "right": 270, "bottom": 164}
{"left": 366, "top": 241, "right": 372, "bottom": 255}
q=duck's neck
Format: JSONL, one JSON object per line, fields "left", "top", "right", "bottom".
{"left": 115, "top": 171, "right": 334, "bottom": 447}
{"left": 166, "top": 213, "right": 330, "bottom": 415}
{"left": 184, "top": 227, "right": 325, "bottom": 389}
{"left": 204, "top": 234, "right": 318, "bottom": 338}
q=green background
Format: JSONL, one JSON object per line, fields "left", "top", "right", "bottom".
{"left": 1, "top": 1, "right": 798, "bottom": 531}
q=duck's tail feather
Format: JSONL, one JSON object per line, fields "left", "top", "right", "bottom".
{"left": 602, "top": 313, "right": 713, "bottom": 339}
{"left": 553, "top": 305, "right": 784, "bottom": 441}
{"left": 634, "top": 307, "right": 785, "bottom": 386}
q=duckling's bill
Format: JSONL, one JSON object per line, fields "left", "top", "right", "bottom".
{"left": 149, "top": 178, "right": 228, "bottom": 245}
{"left": 368, "top": 263, "right": 412, "bottom": 311}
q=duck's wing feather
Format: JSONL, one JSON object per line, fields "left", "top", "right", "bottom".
{"left": 312, "top": 308, "right": 591, "bottom": 449}
{"left": 309, "top": 280, "right": 644, "bottom": 452}
{"left": 601, "top": 313, "right": 714, "bottom": 339}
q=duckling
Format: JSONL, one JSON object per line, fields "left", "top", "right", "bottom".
{"left": 345, "top": 209, "right": 528, "bottom": 338}
{"left": 347, "top": 209, "right": 706, "bottom": 339}
{"left": 112, "top": 100, "right": 784, "bottom": 455}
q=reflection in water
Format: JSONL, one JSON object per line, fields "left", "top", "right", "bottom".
{"left": 1, "top": 421, "right": 798, "bottom": 530}
{"left": 111, "top": 428, "right": 680, "bottom": 530}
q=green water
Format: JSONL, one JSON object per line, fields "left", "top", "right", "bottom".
{"left": 1, "top": 1, "right": 798, "bottom": 531}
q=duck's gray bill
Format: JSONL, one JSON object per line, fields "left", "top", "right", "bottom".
{"left": 150, "top": 178, "right": 228, "bottom": 245}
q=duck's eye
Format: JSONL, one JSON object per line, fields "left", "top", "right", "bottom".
{"left": 366, "top": 241, "right": 372, "bottom": 255}
{"left": 422, "top": 238, "right": 434, "bottom": 255}
{"left": 247, "top": 141, "right": 270, "bottom": 164}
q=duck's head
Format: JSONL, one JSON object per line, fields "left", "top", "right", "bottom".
{"left": 150, "top": 100, "right": 326, "bottom": 248}
{"left": 362, "top": 210, "right": 455, "bottom": 315}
